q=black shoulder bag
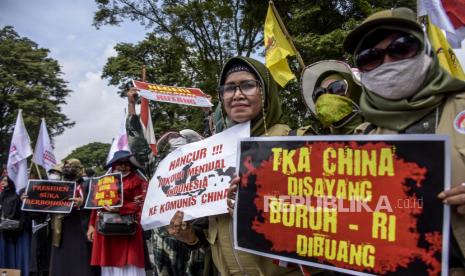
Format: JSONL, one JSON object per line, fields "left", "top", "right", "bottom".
{"left": 97, "top": 211, "right": 137, "bottom": 236}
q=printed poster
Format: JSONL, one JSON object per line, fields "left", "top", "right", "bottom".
{"left": 84, "top": 173, "right": 123, "bottom": 209}
{"left": 141, "top": 122, "right": 250, "bottom": 230}
{"left": 21, "top": 180, "right": 76, "bottom": 213}
{"left": 235, "top": 135, "right": 450, "bottom": 276}
{"left": 133, "top": 80, "right": 213, "bottom": 107}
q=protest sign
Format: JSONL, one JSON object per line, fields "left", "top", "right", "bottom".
{"left": 133, "top": 80, "right": 213, "bottom": 108}
{"left": 21, "top": 180, "right": 76, "bottom": 213}
{"left": 141, "top": 122, "right": 250, "bottom": 230}
{"left": 84, "top": 173, "right": 123, "bottom": 209}
{"left": 235, "top": 135, "right": 450, "bottom": 276}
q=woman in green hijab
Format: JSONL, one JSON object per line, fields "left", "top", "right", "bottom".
{"left": 169, "top": 57, "right": 310, "bottom": 275}
{"left": 216, "top": 56, "right": 290, "bottom": 137}
{"left": 344, "top": 7, "right": 465, "bottom": 273}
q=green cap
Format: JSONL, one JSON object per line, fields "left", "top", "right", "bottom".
{"left": 344, "top": 7, "right": 422, "bottom": 54}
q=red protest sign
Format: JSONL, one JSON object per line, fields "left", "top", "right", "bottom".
{"left": 235, "top": 135, "right": 449, "bottom": 276}
{"left": 133, "top": 80, "right": 212, "bottom": 107}
{"left": 84, "top": 173, "right": 123, "bottom": 209}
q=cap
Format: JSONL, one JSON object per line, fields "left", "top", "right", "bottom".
{"left": 301, "top": 60, "right": 360, "bottom": 113}
{"left": 344, "top": 7, "right": 422, "bottom": 54}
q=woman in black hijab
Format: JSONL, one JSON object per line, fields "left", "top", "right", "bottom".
{"left": 0, "top": 175, "right": 30, "bottom": 273}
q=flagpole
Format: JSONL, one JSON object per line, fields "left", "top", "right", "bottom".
{"left": 140, "top": 64, "right": 154, "bottom": 179}
{"left": 34, "top": 162, "right": 42, "bottom": 179}
{"left": 141, "top": 65, "right": 146, "bottom": 82}
{"left": 269, "top": 0, "right": 305, "bottom": 70}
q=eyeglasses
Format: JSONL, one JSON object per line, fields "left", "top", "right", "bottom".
{"left": 355, "top": 34, "right": 421, "bottom": 72}
{"left": 219, "top": 80, "right": 260, "bottom": 99}
{"left": 312, "top": 79, "right": 349, "bottom": 102}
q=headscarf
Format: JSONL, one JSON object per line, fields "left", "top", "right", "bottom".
{"left": 62, "top": 158, "right": 84, "bottom": 181}
{"left": 0, "top": 176, "right": 20, "bottom": 220}
{"left": 354, "top": 25, "right": 465, "bottom": 131}
{"left": 156, "top": 129, "right": 204, "bottom": 161}
{"left": 217, "top": 56, "right": 283, "bottom": 136}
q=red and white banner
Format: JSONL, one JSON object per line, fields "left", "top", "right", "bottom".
{"left": 133, "top": 80, "right": 213, "bottom": 108}
{"left": 419, "top": 0, "right": 465, "bottom": 48}
{"left": 140, "top": 97, "right": 157, "bottom": 155}
{"left": 141, "top": 122, "right": 250, "bottom": 230}
{"left": 106, "top": 113, "right": 130, "bottom": 164}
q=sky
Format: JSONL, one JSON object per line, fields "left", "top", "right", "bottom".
{"left": 1, "top": 1, "right": 465, "bottom": 162}
{"left": 0, "top": 0, "right": 147, "bottom": 160}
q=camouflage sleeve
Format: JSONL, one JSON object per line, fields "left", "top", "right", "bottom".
{"left": 126, "top": 114, "right": 153, "bottom": 167}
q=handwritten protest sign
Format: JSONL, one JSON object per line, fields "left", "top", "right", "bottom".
{"left": 133, "top": 80, "right": 213, "bottom": 107}
{"left": 235, "top": 135, "right": 450, "bottom": 276}
{"left": 141, "top": 122, "right": 250, "bottom": 230}
{"left": 21, "top": 180, "right": 76, "bottom": 213}
{"left": 84, "top": 173, "right": 123, "bottom": 209}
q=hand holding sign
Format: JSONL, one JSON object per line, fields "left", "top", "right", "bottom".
{"left": 227, "top": 175, "right": 239, "bottom": 216}
{"left": 168, "top": 210, "right": 198, "bottom": 245}
{"left": 438, "top": 183, "right": 465, "bottom": 215}
{"left": 127, "top": 88, "right": 138, "bottom": 105}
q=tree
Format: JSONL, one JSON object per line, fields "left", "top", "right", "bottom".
{"left": 273, "top": 0, "right": 417, "bottom": 65}
{"left": 94, "top": 0, "right": 266, "bottom": 93}
{"left": 63, "top": 142, "right": 111, "bottom": 175}
{"left": 0, "top": 26, "right": 74, "bottom": 164}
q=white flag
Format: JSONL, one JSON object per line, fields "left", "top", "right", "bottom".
{"left": 32, "top": 118, "right": 57, "bottom": 172}
{"left": 7, "top": 110, "right": 33, "bottom": 193}
{"left": 418, "top": 0, "right": 465, "bottom": 48}
{"left": 140, "top": 103, "right": 157, "bottom": 156}
{"left": 106, "top": 113, "right": 131, "bottom": 164}
{"left": 418, "top": 0, "right": 455, "bottom": 32}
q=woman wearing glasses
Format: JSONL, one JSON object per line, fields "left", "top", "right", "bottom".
{"left": 168, "top": 57, "right": 314, "bottom": 275}
{"left": 301, "top": 60, "right": 363, "bottom": 134}
{"left": 344, "top": 7, "right": 465, "bottom": 273}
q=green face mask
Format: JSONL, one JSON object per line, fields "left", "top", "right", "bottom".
{"left": 315, "top": 93, "right": 357, "bottom": 127}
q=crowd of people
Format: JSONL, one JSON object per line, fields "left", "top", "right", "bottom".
{"left": 1, "top": 7, "right": 465, "bottom": 276}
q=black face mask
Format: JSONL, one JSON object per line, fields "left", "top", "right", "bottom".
{"left": 62, "top": 169, "right": 78, "bottom": 180}
{"left": 1, "top": 178, "right": 11, "bottom": 191}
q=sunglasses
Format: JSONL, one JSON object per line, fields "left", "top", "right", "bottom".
{"left": 312, "top": 79, "right": 349, "bottom": 103}
{"left": 219, "top": 80, "right": 260, "bottom": 99}
{"left": 355, "top": 34, "right": 421, "bottom": 72}
{"left": 113, "top": 159, "right": 131, "bottom": 166}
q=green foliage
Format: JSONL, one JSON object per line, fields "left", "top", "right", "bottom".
{"left": 94, "top": 0, "right": 267, "bottom": 96}
{"left": 0, "top": 26, "right": 74, "bottom": 164}
{"left": 63, "top": 142, "right": 111, "bottom": 175}
{"left": 274, "top": 0, "right": 417, "bottom": 66}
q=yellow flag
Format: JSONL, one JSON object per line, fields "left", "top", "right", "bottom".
{"left": 427, "top": 17, "right": 465, "bottom": 80}
{"left": 264, "top": 4, "right": 297, "bottom": 87}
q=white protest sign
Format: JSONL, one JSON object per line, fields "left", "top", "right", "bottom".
{"left": 141, "top": 122, "right": 250, "bottom": 230}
